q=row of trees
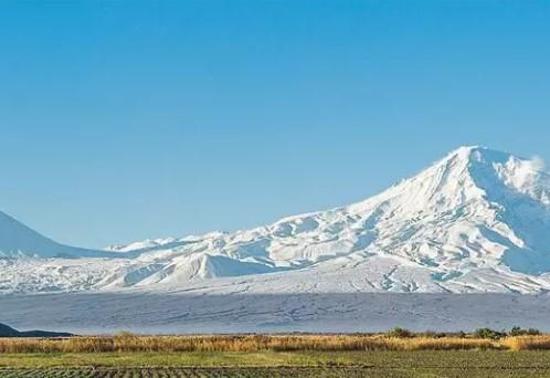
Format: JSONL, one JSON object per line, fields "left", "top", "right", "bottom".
{"left": 386, "top": 326, "right": 541, "bottom": 339}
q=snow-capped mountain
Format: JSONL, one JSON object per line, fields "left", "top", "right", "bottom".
{"left": 2, "top": 146, "right": 550, "bottom": 294}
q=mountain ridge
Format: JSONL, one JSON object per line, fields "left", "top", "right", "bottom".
{"left": 1, "top": 146, "right": 550, "bottom": 294}
{"left": 0, "top": 322, "right": 72, "bottom": 338}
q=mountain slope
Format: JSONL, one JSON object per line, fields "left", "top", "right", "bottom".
{"left": 0, "top": 212, "right": 122, "bottom": 259}
{"left": 1, "top": 146, "right": 550, "bottom": 294}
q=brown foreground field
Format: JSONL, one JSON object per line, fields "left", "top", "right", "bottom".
{"left": 2, "top": 350, "right": 550, "bottom": 377}
{"left": 3, "top": 333, "right": 550, "bottom": 377}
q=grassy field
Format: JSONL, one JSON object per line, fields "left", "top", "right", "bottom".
{"left": 3, "top": 333, "right": 550, "bottom": 376}
{"left": 2, "top": 350, "right": 550, "bottom": 377}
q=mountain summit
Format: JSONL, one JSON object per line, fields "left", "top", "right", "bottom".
{"left": 1, "top": 146, "right": 550, "bottom": 294}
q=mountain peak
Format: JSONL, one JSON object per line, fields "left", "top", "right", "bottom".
{"left": 449, "top": 144, "right": 483, "bottom": 156}
{"left": 420, "top": 146, "right": 548, "bottom": 204}
{"left": 441, "top": 145, "right": 513, "bottom": 167}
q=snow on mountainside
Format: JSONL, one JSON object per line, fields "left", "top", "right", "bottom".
{"left": 0, "top": 212, "right": 115, "bottom": 259}
{"left": 1, "top": 145, "right": 550, "bottom": 295}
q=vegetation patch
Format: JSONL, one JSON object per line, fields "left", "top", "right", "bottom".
{"left": 2, "top": 328, "right": 550, "bottom": 357}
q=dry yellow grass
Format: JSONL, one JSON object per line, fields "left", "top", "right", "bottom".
{"left": 374, "top": 337, "right": 499, "bottom": 351}
{"left": 502, "top": 336, "right": 550, "bottom": 351}
{"left": 0, "top": 334, "right": 504, "bottom": 353}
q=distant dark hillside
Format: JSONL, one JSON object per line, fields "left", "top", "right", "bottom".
{"left": 0, "top": 323, "right": 72, "bottom": 337}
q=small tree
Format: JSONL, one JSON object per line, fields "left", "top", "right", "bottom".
{"left": 509, "top": 326, "right": 541, "bottom": 336}
{"left": 527, "top": 328, "right": 541, "bottom": 336}
{"left": 474, "top": 328, "right": 505, "bottom": 340}
{"left": 387, "top": 327, "right": 414, "bottom": 338}
{"left": 509, "top": 326, "right": 523, "bottom": 336}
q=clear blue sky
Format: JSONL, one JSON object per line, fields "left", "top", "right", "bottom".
{"left": 1, "top": 1, "right": 549, "bottom": 248}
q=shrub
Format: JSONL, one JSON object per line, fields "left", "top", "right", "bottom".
{"left": 509, "top": 327, "right": 541, "bottom": 336}
{"left": 386, "top": 327, "right": 414, "bottom": 338}
{"left": 527, "top": 328, "right": 541, "bottom": 335}
{"left": 473, "top": 328, "right": 506, "bottom": 340}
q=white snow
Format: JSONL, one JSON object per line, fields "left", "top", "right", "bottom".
{"left": 1, "top": 146, "right": 550, "bottom": 295}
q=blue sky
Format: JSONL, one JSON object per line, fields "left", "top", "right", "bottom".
{"left": 0, "top": 1, "right": 549, "bottom": 248}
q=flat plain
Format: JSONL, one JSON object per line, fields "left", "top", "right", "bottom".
{"left": 3, "top": 333, "right": 550, "bottom": 377}
{"left": 4, "top": 349, "right": 550, "bottom": 377}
